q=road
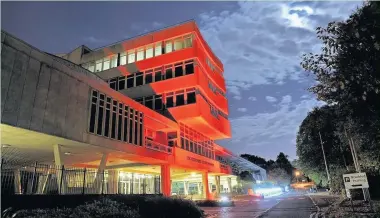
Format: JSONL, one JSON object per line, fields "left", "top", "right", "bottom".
{"left": 201, "top": 191, "right": 321, "bottom": 218}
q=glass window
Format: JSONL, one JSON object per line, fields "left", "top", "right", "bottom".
{"left": 88, "top": 62, "right": 95, "bottom": 72}
{"left": 118, "top": 77, "right": 125, "bottom": 90}
{"left": 127, "top": 75, "right": 134, "bottom": 88}
{"left": 128, "top": 51, "right": 135, "bottom": 63}
{"left": 184, "top": 36, "right": 193, "bottom": 48}
{"left": 176, "top": 93, "right": 185, "bottom": 106}
{"left": 103, "top": 57, "right": 110, "bottom": 71}
{"left": 174, "top": 38, "right": 183, "bottom": 51}
{"left": 120, "top": 52, "right": 127, "bottom": 66}
{"left": 145, "top": 96, "right": 153, "bottom": 109}
{"left": 165, "top": 41, "right": 172, "bottom": 53}
{"left": 111, "top": 55, "right": 118, "bottom": 68}
{"left": 95, "top": 59, "right": 102, "bottom": 72}
{"left": 166, "top": 96, "right": 174, "bottom": 108}
{"left": 185, "top": 63, "right": 194, "bottom": 75}
{"left": 136, "top": 48, "right": 144, "bottom": 61}
{"left": 187, "top": 91, "right": 196, "bottom": 104}
{"left": 110, "top": 78, "right": 117, "bottom": 90}
{"left": 145, "top": 71, "right": 153, "bottom": 84}
{"left": 146, "top": 46, "right": 153, "bottom": 59}
{"left": 81, "top": 63, "right": 88, "bottom": 69}
{"left": 135, "top": 72, "right": 143, "bottom": 86}
{"left": 165, "top": 66, "right": 173, "bottom": 79}
{"left": 155, "top": 71, "right": 162, "bottom": 82}
{"left": 155, "top": 42, "right": 162, "bottom": 56}
{"left": 154, "top": 95, "right": 163, "bottom": 110}
{"left": 175, "top": 65, "right": 183, "bottom": 77}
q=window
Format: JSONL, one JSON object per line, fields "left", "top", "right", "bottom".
{"left": 120, "top": 52, "right": 127, "bottom": 66}
{"left": 174, "top": 64, "right": 183, "bottom": 77}
{"left": 165, "top": 41, "right": 173, "bottom": 53}
{"left": 166, "top": 96, "right": 174, "bottom": 108}
{"left": 185, "top": 62, "right": 194, "bottom": 75}
{"left": 95, "top": 59, "right": 102, "bottom": 72}
{"left": 154, "top": 95, "right": 163, "bottom": 110}
{"left": 165, "top": 66, "right": 173, "bottom": 79}
{"left": 127, "top": 75, "right": 134, "bottom": 88}
{"left": 145, "top": 70, "right": 153, "bottom": 84}
{"left": 176, "top": 92, "right": 185, "bottom": 106}
{"left": 187, "top": 91, "right": 196, "bottom": 104}
{"left": 105, "top": 97, "right": 111, "bottom": 137}
{"left": 103, "top": 57, "right": 110, "bottom": 71}
{"left": 145, "top": 96, "right": 153, "bottom": 109}
{"left": 111, "top": 55, "right": 118, "bottom": 68}
{"left": 155, "top": 42, "right": 162, "bottom": 56}
{"left": 118, "top": 76, "right": 125, "bottom": 90}
{"left": 155, "top": 70, "right": 162, "bottom": 82}
{"left": 135, "top": 72, "right": 143, "bottom": 86}
{"left": 136, "top": 48, "right": 144, "bottom": 61}
{"left": 88, "top": 62, "right": 95, "bottom": 72}
{"left": 184, "top": 36, "right": 193, "bottom": 48}
{"left": 129, "top": 108, "right": 134, "bottom": 143}
{"left": 110, "top": 78, "right": 117, "bottom": 90}
{"left": 123, "top": 106, "right": 129, "bottom": 142}
{"left": 111, "top": 100, "right": 117, "bottom": 139}
{"left": 96, "top": 94, "right": 105, "bottom": 135}
{"left": 174, "top": 38, "right": 183, "bottom": 51}
{"left": 128, "top": 50, "right": 135, "bottom": 63}
{"left": 89, "top": 91, "right": 98, "bottom": 133}
{"left": 146, "top": 45, "right": 153, "bottom": 59}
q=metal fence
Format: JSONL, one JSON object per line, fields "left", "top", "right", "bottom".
{"left": 1, "top": 163, "right": 161, "bottom": 195}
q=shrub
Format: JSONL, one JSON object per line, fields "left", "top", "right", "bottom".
{"left": 195, "top": 200, "right": 234, "bottom": 207}
{"left": 14, "top": 198, "right": 140, "bottom": 218}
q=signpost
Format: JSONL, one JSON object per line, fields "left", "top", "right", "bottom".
{"left": 343, "top": 172, "right": 369, "bottom": 189}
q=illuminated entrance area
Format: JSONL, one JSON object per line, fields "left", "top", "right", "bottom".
{"left": 118, "top": 172, "right": 160, "bottom": 194}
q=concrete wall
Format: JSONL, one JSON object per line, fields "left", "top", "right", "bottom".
{"left": 1, "top": 31, "right": 94, "bottom": 143}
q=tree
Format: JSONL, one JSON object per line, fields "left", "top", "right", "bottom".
{"left": 300, "top": 1, "right": 380, "bottom": 173}
{"left": 241, "top": 154, "right": 269, "bottom": 169}
{"left": 267, "top": 167, "right": 291, "bottom": 186}
{"left": 275, "top": 152, "right": 293, "bottom": 175}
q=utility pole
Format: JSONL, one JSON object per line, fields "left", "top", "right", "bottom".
{"left": 319, "top": 131, "right": 331, "bottom": 184}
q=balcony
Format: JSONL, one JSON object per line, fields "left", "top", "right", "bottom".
{"left": 145, "top": 138, "right": 173, "bottom": 154}
{"left": 167, "top": 94, "right": 231, "bottom": 140}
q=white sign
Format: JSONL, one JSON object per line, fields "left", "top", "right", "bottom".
{"left": 343, "top": 173, "right": 369, "bottom": 189}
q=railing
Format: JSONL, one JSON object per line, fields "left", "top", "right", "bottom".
{"left": 145, "top": 138, "right": 173, "bottom": 154}
{"left": 1, "top": 163, "right": 161, "bottom": 195}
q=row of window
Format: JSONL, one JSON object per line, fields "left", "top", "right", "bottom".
{"left": 89, "top": 90, "right": 144, "bottom": 146}
{"left": 179, "top": 123, "right": 215, "bottom": 159}
{"left": 107, "top": 60, "right": 195, "bottom": 91}
{"left": 135, "top": 88, "right": 196, "bottom": 110}
{"left": 82, "top": 34, "right": 193, "bottom": 73}
{"left": 206, "top": 57, "right": 219, "bottom": 74}
{"left": 197, "top": 90, "right": 228, "bottom": 120}
{"left": 208, "top": 81, "right": 226, "bottom": 97}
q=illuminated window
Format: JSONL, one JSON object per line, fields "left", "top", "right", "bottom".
{"left": 88, "top": 62, "right": 95, "bottom": 72}
{"left": 155, "top": 42, "right": 162, "bottom": 56}
{"left": 95, "top": 59, "right": 102, "bottom": 72}
{"left": 184, "top": 35, "right": 193, "bottom": 48}
{"left": 136, "top": 48, "right": 144, "bottom": 61}
{"left": 174, "top": 38, "right": 183, "bottom": 51}
{"left": 120, "top": 52, "right": 127, "bottom": 65}
{"left": 103, "top": 57, "right": 110, "bottom": 71}
{"left": 146, "top": 45, "right": 153, "bottom": 59}
{"left": 111, "top": 55, "right": 118, "bottom": 68}
{"left": 128, "top": 50, "right": 135, "bottom": 63}
{"left": 165, "top": 41, "right": 172, "bottom": 53}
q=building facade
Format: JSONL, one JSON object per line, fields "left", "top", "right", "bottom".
{"left": 1, "top": 20, "right": 266, "bottom": 199}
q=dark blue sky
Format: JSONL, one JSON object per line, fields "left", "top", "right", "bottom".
{"left": 1, "top": 1, "right": 361, "bottom": 160}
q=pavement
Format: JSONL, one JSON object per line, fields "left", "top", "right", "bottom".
{"left": 201, "top": 191, "right": 335, "bottom": 218}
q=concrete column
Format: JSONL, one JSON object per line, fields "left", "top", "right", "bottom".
{"left": 183, "top": 181, "right": 188, "bottom": 195}
{"left": 202, "top": 171, "right": 211, "bottom": 200}
{"left": 227, "top": 177, "right": 232, "bottom": 193}
{"left": 107, "top": 170, "right": 119, "bottom": 194}
{"left": 13, "top": 169, "right": 21, "bottom": 194}
{"left": 94, "top": 153, "right": 108, "bottom": 194}
{"left": 197, "top": 182, "right": 202, "bottom": 195}
{"left": 53, "top": 144, "right": 67, "bottom": 194}
{"left": 160, "top": 165, "right": 171, "bottom": 197}
{"left": 215, "top": 175, "right": 221, "bottom": 196}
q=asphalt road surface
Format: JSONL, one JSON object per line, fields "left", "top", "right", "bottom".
{"left": 202, "top": 191, "right": 319, "bottom": 218}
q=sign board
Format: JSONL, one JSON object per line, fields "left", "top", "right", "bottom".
{"left": 343, "top": 173, "right": 369, "bottom": 189}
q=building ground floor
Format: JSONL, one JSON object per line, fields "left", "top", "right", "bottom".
{"left": 1, "top": 124, "right": 246, "bottom": 200}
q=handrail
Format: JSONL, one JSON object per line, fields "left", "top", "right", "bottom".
{"left": 145, "top": 138, "right": 173, "bottom": 154}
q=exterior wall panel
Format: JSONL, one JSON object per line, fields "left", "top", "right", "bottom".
{"left": 1, "top": 44, "right": 17, "bottom": 115}
{"left": 42, "top": 69, "right": 62, "bottom": 135}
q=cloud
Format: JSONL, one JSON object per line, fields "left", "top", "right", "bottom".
{"left": 220, "top": 97, "right": 325, "bottom": 159}
{"left": 84, "top": 36, "right": 107, "bottom": 43}
{"left": 198, "top": 1, "right": 361, "bottom": 95}
{"left": 237, "top": 108, "right": 248, "bottom": 112}
{"left": 248, "top": 96, "right": 257, "bottom": 101}
{"left": 152, "top": 21, "right": 165, "bottom": 29}
{"left": 265, "top": 96, "right": 277, "bottom": 103}
{"left": 233, "top": 96, "right": 242, "bottom": 100}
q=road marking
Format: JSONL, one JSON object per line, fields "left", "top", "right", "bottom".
{"left": 253, "top": 199, "right": 282, "bottom": 218}
{"left": 299, "top": 197, "right": 306, "bottom": 200}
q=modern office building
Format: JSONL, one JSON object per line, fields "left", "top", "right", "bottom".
{"left": 1, "top": 20, "right": 266, "bottom": 199}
